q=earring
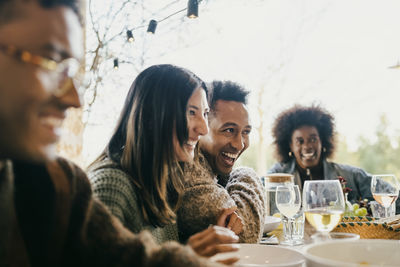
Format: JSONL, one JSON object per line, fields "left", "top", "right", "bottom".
{"left": 288, "top": 151, "right": 292, "bottom": 157}
{"left": 323, "top": 147, "right": 326, "bottom": 153}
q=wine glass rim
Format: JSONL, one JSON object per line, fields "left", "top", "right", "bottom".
{"left": 276, "top": 184, "right": 299, "bottom": 189}
{"left": 303, "top": 180, "right": 341, "bottom": 184}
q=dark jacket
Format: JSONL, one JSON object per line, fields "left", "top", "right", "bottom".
{"left": 268, "top": 158, "right": 374, "bottom": 202}
{"left": 0, "top": 157, "right": 221, "bottom": 267}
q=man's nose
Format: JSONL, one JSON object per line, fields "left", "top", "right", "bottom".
{"left": 231, "top": 134, "right": 244, "bottom": 151}
{"left": 57, "top": 78, "right": 81, "bottom": 108}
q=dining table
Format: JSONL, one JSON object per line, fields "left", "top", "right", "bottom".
{"left": 257, "top": 215, "right": 400, "bottom": 266}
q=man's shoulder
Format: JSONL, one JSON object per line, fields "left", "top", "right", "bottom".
{"left": 52, "top": 157, "right": 86, "bottom": 178}
{"left": 228, "top": 166, "right": 262, "bottom": 187}
{"left": 11, "top": 156, "right": 86, "bottom": 183}
{"left": 50, "top": 157, "right": 92, "bottom": 194}
{"left": 184, "top": 152, "right": 216, "bottom": 186}
{"left": 231, "top": 166, "right": 258, "bottom": 178}
{"left": 11, "top": 156, "right": 92, "bottom": 202}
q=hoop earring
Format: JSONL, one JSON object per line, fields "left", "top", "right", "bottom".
{"left": 323, "top": 147, "right": 326, "bottom": 153}
{"left": 288, "top": 151, "right": 292, "bottom": 157}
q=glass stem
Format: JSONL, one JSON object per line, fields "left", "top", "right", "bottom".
{"left": 320, "top": 231, "right": 331, "bottom": 241}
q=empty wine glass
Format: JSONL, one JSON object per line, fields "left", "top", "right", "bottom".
{"left": 303, "top": 180, "right": 345, "bottom": 241}
{"left": 371, "top": 174, "right": 399, "bottom": 218}
{"left": 276, "top": 184, "right": 301, "bottom": 245}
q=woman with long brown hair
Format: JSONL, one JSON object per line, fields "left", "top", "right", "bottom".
{"left": 88, "top": 64, "right": 239, "bottom": 263}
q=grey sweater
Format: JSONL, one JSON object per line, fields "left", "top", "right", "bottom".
{"left": 88, "top": 159, "right": 179, "bottom": 244}
{"left": 178, "top": 152, "right": 266, "bottom": 243}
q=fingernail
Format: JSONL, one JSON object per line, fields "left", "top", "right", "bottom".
{"left": 231, "top": 233, "right": 239, "bottom": 240}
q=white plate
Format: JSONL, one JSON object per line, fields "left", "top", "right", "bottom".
{"left": 264, "top": 216, "right": 281, "bottom": 233}
{"left": 212, "top": 244, "right": 304, "bottom": 267}
{"left": 304, "top": 239, "right": 400, "bottom": 267}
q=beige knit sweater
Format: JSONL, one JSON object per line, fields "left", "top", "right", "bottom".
{"left": 178, "top": 152, "right": 266, "bottom": 243}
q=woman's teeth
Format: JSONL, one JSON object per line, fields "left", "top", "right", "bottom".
{"left": 185, "top": 140, "right": 197, "bottom": 148}
{"left": 302, "top": 152, "right": 315, "bottom": 159}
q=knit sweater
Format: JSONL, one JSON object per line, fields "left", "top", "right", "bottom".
{"left": 88, "top": 159, "right": 179, "bottom": 244}
{"left": 177, "top": 152, "right": 266, "bottom": 243}
{"left": 0, "top": 157, "right": 223, "bottom": 267}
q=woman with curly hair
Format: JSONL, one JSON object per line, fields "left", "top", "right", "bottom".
{"left": 268, "top": 104, "right": 373, "bottom": 203}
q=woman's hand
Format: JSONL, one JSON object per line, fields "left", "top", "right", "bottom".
{"left": 187, "top": 225, "right": 240, "bottom": 265}
{"left": 217, "top": 207, "right": 244, "bottom": 235}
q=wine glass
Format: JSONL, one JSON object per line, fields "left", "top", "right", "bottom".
{"left": 371, "top": 174, "right": 399, "bottom": 218}
{"left": 276, "top": 184, "right": 301, "bottom": 245}
{"left": 303, "top": 180, "right": 345, "bottom": 241}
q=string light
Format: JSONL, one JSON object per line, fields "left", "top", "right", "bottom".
{"left": 187, "top": 0, "right": 198, "bottom": 18}
{"left": 126, "top": 30, "right": 134, "bottom": 42}
{"left": 147, "top": 20, "right": 157, "bottom": 34}
{"left": 112, "top": 0, "right": 203, "bottom": 70}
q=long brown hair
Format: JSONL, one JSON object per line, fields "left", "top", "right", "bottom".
{"left": 91, "top": 64, "right": 206, "bottom": 226}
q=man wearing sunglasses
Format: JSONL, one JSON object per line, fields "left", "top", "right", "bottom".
{"left": 0, "top": 1, "right": 228, "bottom": 266}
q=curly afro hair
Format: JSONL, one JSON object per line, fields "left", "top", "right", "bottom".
{"left": 271, "top": 104, "right": 336, "bottom": 163}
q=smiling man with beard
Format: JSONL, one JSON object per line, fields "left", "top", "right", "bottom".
{"left": 0, "top": 1, "right": 229, "bottom": 266}
{"left": 178, "top": 81, "right": 265, "bottom": 243}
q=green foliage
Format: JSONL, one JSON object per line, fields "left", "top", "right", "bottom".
{"left": 333, "top": 114, "right": 400, "bottom": 178}
{"left": 361, "top": 115, "right": 399, "bottom": 178}
{"left": 334, "top": 135, "right": 359, "bottom": 167}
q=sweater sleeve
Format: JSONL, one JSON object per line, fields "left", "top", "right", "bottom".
{"left": 178, "top": 159, "right": 265, "bottom": 243}
{"left": 225, "top": 167, "right": 266, "bottom": 243}
{"left": 58, "top": 158, "right": 224, "bottom": 267}
{"left": 177, "top": 162, "right": 236, "bottom": 242}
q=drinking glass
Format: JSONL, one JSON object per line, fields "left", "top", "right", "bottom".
{"left": 371, "top": 174, "right": 399, "bottom": 218}
{"left": 276, "top": 184, "right": 301, "bottom": 245}
{"left": 264, "top": 173, "right": 294, "bottom": 217}
{"left": 303, "top": 180, "right": 345, "bottom": 241}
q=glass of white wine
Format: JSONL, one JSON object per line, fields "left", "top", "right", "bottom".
{"left": 303, "top": 180, "right": 345, "bottom": 241}
{"left": 371, "top": 174, "right": 399, "bottom": 218}
{"left": 276, "top": 184, "right": 301, "bottom": 245}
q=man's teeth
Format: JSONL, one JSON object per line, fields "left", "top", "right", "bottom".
{"left": 222, "top": 152, "right": 238, "bottom": 159}
{"left": 40, "top": 117, "right": 63, "bottom": 128}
